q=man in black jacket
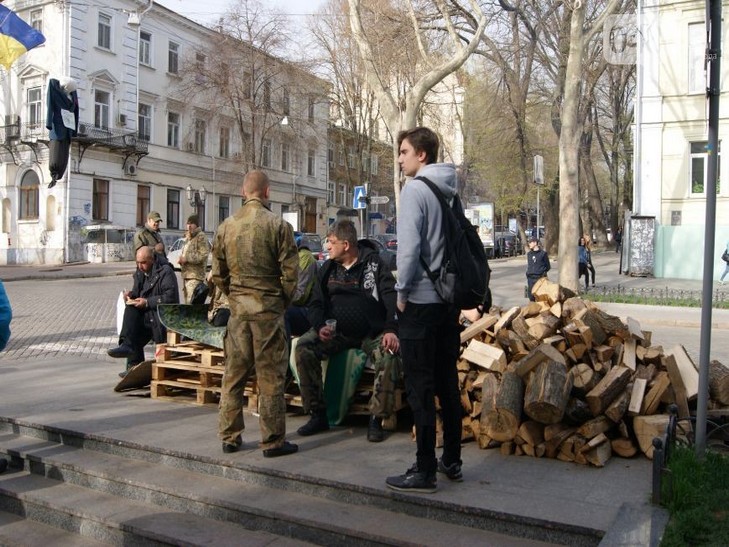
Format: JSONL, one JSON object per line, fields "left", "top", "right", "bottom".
{"left": 525, "top": 237, "right": 550, "bottom": 301}
{"left": 108, "top": 246, "right": 179, "bottom": 376}
{"left": 295, "top": 220, "right": 400, "bottom": 442}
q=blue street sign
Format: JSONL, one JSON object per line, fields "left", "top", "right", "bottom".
{"left": 352, "top": 185, "right": 366, "bottom": 210}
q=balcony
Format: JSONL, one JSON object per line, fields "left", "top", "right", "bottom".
{"left": 0, "top": 119, "right": 49, "bottom": 165}
{"left": 74, "top": 122, "right": 148, "bottom": 167}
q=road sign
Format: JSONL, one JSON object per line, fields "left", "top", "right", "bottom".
{"left": 369, "top": 196, "right": 390, "bottom": 205}
{"left": 352, "top": 185, "right": 366, "bottom": 209}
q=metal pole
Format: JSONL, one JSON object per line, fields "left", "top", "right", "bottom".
{"left": 537, "top": 186, "right": 541, "bottom": 240}
{"left": 695, "top": 0, "right": 722, "bottom": 456}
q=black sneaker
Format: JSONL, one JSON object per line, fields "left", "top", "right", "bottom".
{"left": 263, "top": 441, "right": 298, "bottom": 458}
{"left": 107, "top": 344, "right": 134, "bottom": 359}
{"left": 437, "top": 459, "right": 463, "bottom": 482}
{"left": 367, "top": 415, "right": 384, "bottom": 442}
{"left": 386, "top": 466, "right": 437, "bottom": 493}
{"left": 297, "top": 411, "right": 330, "bottom": 436}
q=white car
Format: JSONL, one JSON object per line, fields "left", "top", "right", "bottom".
{"left": 167, "top": 237, "right": 212, "bottom": 271}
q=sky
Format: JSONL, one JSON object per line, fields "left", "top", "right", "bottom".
{"left": 156, "top": 0, "right": 326, "bottom": 25}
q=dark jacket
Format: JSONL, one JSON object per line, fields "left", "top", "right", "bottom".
{"left": 526, "top": 248, "right": 550, "bottom": 278}
{"left": 45, "top": 78, "right": 78, "bottom": 141}
{"left": 309, "top": 239, "right": 397, "bottom": 339}
{"left": 130, "top": 255, "right": 179, "bottom": 341}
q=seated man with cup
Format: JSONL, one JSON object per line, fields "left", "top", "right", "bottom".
{"left": 295, "top": 220, "right": 400, "bottom": 442}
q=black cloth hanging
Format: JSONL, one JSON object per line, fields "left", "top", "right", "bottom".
{"left": 45, "top": 78, "right": 79, "bottom": 187}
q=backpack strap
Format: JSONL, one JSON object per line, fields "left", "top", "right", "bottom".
{"left": 414, "top": 176, "right": 452, "bottom": 281}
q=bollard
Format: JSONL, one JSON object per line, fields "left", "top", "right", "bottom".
{"left": 652, "top": 436, "right": 665, "bottom": 505}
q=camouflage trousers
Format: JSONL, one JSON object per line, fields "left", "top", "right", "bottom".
{"left": 294, "top": 329, "right": 402, "bottom": 418}
{"left": 182, "top": 278, "right": 204, "bottom": 304}
{"left": 218, "top": 315, "right": 289, "bottom": 450}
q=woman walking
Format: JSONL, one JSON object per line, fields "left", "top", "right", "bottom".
{"left": 583, "top": 234, "right": 596, "bottom": 287}
{"left": 578, "top": 237, "right": 590, "bottom": 292}
{"left": 720, "top": 240, "right": 729, "bottom": 284}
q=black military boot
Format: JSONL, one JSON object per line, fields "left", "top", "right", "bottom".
{"left": 297, "top": 408, "right": 329, "bottom": 436}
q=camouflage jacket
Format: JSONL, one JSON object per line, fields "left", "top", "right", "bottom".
{"left": 133, "top": 226, "right": 162, "bottom": 253}
{"left": 181, "top": 227, "right": 209, "bottom": 281}
{"left": 211, "top": 197, "right": 298, "bottom": 320}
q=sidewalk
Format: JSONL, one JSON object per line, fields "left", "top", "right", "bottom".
{"left": 0, "top": 260, "right": 135, "bottom": 282}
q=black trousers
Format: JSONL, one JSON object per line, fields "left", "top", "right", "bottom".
{"left": 398, "top": 302, "right": 462, "bottom": 475}
{"left": 579, "top": 263, "right": 589, "bottom": 290}
{"left": 119, "top": 305, "right": 154, "bottom": 365}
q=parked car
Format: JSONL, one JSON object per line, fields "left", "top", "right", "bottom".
{"left": 373, "top": 233, "right": 398, "bottom": 251}
{"left": 493, "top": 232, "right": 523, "bottom": 258}
{"left": 167, "top": 237, "right": 213, "bottom": 271}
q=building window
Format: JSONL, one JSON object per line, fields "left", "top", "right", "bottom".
{"left": 167, "top": 189, "right": 180, "bottom": 229}
{"left": 195, "top": 53, "right": 206, "bottom": 84}
{"left": 137, "top": 185, "right": 151, "bottom": 226}
{"left": 167, "top": 111, "right": 180, "bottom": 147}
{"left": 362, "top": 153, "right": 369, "bottom": 173}
{"left": 139, "top": 30, "right": 151, "bottom": 65}
{"left": 690, "top": 141, "right": 721, "bottom": 195}
{"left": 282, "top": 87, "right": 290, "bottom": 116}
{"left": 194, "top": 119, "right": 206, "bottom": 153}
{"left": 219, "top": 195, "right": 230, "bottom": 224}
{"left": 371, "top": 155, "right": 379, "bottom": 175}
{"left": 328, "top": 144, "right": 334, "bottom": 165}
{"left": 338, "top": 183, "right": 346, "bottom": 206}
{"left": 688, "top": 23, "right": 705, "bottom": 94}
{"left": 92, "top": 178, "right": 109, "bottom": 221}
{"left": 308, "top": 96, "right": 315, "bottom": 121}
{"left": 327, "top": 181, "right": 335, "bottom": 204}
{"left": 264, "top": 81, "right": 271, "bottom": 110}
{"left": 29, "top": 9, "right": 43, "bottom": 34}
{"left": 27, "top": 86, "right": 42, "bottom": 129}
{"left": 138, "top": 103, "right": 151, "bottom": 141}
{"left": 219, "top": 126, "right": 230, "bottom": 158}
{"left": 19, "top": 170, "right": 39, "bottom": 220}
{"left": 243, "top": 71, "right": 252, "bottom": 99}
{"left": 262, "top": 138, "right": 271, "bottom": 167}
{"left": 168, "top": 41, "right": 179, "bottom": 74}
{"left": 307, "top": 148, "right": 315, "bottom": 177}
{"left": 281, "top": 142, "right": 290, "bottom": 172}
{"left": 98, "top": 13, "right": 112, "bottom": 49}
{"left": 94, "top": 90, "right": 110, "bottom": 129}
{"left": 338, "top": 146, "right": 345, "bottom": 166}
{"left": 347, "top": 146, "right": 355, "bottom": 169}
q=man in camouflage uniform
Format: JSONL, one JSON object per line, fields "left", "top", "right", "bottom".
{"left": 133, "top": 211, "right": 164, "bottom": 254}
{"left": 179, "top": 214, "right": 209, "bottom": 304}
{"left": 212, "top": 170, "right": 299, "bottom": 458}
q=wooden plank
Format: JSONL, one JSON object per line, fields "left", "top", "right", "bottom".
{"left": 626, "top": 316, "right": 644, "bottom": 341}
{"left": 628, "top": 378, "right": 647, "bottom": 415}
{"left": 623, "top": 338, "right": 637, "bottom": 371}
{"left": 460, "top": 314, "right": 499, "bottom": 344}
{"left": 640, "top": 371, "right": 671, "bottom": 415}
{"left": 665, "top": 345, "right": 699, "bottom": 400}
{"left": 462, "top": 339, "right": 508, "bottom": 372}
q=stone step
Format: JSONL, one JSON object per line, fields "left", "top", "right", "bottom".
{"left": 0, "top": 430, "right": 558, "bottom": 547}
{"left": 0, "top": 468, "right": 314, "bottom": 547}
{"left": 0, "top": 509, "right": 110, "bottom": 546}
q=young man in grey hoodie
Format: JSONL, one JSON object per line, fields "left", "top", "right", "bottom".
{"left": 386, "top": 127, "right": 463, "bottom": 493}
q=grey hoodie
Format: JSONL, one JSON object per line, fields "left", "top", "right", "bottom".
{"left": 395, "top": 163, "right": 457, "bottom": 305}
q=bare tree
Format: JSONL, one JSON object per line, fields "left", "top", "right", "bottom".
{"left": 346, "top": 0, "right": 487, "bottom": 214}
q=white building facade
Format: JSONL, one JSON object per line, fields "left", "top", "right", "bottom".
{"left": 635, "top": 0, "right": 729, "bottom": 279}
{"left": 0, "top": 0, "right": 329, "bottom": 265}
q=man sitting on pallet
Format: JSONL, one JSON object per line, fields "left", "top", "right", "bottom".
{"left": 295, "top": 219, "right": 401, "bottom": 442}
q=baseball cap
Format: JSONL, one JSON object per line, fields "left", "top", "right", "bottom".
{"left": 148, "top": 211, "right": 163, "bottom": 223}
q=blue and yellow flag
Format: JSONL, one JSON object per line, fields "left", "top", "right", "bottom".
{"left": 0, "top": 5, "right": 46, "bottom": 70}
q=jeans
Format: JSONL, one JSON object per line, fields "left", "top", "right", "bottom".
{"left": 398, "top": 302, "right": 462, "bottom": 475}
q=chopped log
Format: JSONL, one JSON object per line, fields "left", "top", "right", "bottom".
{"left": 549, "top": 302, "right": 562, "bottom": 318}
{"left": 460, "top": 314, "right": 499, "bottom": 344}
{"left": 462, "top": 340, "right": 507, "bottom": 373}
{"left": 527, "top": 312, "right": 561, "bottom": 340}
{"left": 628, "top": 378, "right": 647, "bottom": 415}
{"left": 635, "top": 363, "right": 656, "bottom": 381}
{"left": 586, "top": 366, "right": 632, "bottom": 416}
{"left": 623, "top": 338, "right": 637, "bottom": 371}
{"left": 544, "top": 422, "right": 571, "bottom": 442}
{"left": 493, "top": 306, "right": 521, "bottom": 334}
{"left": 483, "top": 371, "right": 524, "bottom": 442}
{"left": 582, "top": 436, "right": 612, "bottom": 467}
{"left": 564, "top": 397, "right": 593, "bottom": 425}
{"left": 640, "top": 371, "right": 671, "bottom": 415}
{"left": 470, "top": 400, "right": 482, "bottom": 419}
{"left": 611, "top": 437, "right": 638, "bottom": 458}
{"left": 593, "top": 345, "right": 614, "bottom": 362}
{"left": 626, "top": 316, "right": 645, "bottom": 342}
{"left": 545, "top": 427, "right": 577, "bottom": 458}
{"left": 542, "top": 335, "right": 567, "bottom": 352}
{"left": 524, "top": 361, "right": 572, "bottom": 424}
{"left": 517, "top": 421, "right": 545, "bottom": 447}
{"left": 562, "top": 296, "right": 588, "bottom": 321}
{"left": 573, "top": 309, "right": 607, "bottom": 346}
{"left": 513, "top": 343, "right": 566, "bottom": 378}
{"left": 511, "top": 315, "right": 540, "bottom": 350}
{"left": 577, "top": 416, "right": 613, "bottom": 439}
{"left": 460, "top": 386, "right": 472, "bottom": 415}
{"left": 642, "top": 346, "right": 663, "bottom": 365}
{"left": 664, "top": 345, "right": 699, "bottom": 400}
{"left": 532, "top": 277, "right": 561, "bottom": 305}
{"left": 570, "top": 363, "right": 598, "bottom": 396}
{"left": 500, "top": 441, "right": 514, "bottom": 455}
{"left": 478, "top": 373, "right": 500, "bottom": 441}
{"left": 709, "top": 360, "right": 729, "bottom": 405}
{"left": 462, "top": 416, "right": 475, "bottom": 441}
{"left": 472, "top": 371, "right": 489, "bottom": 389}
{"left": 605, "top": 387, "right": 631, "bottom": 423}
{"left": 521, "top": 301, "right": 545, "bottom": 317}
{"left": 611, "top": 343, "right": 624, "bottom": 368}
{"left": 634, "top": 414, "right": 671, "bottom": 459}
{"left": 663, "top": 354, "right": 690, "bottom": 420}
{"left": 514, "top": 444, "right": 524, "bottom": 456}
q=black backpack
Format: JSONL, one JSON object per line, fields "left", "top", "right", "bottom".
{"left": 416, "top": 177, "right": 491, "bottom": 310}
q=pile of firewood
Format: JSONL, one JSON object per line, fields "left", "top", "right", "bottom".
{"left": 454, "top": 277, "right": 729, "bottom": 467}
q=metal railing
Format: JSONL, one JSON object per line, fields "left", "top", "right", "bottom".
{"left": 590, "top": 285, "right": 729, "bottom": 306}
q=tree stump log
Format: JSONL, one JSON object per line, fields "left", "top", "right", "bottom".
{"left": 524, "top": 361, "right": 572, "bottom": 424}
{"left": 484, "top": 371, "right": 524, "bottom": 442}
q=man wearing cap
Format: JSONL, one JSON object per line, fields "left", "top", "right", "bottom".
{"left": 526, "top": 236, "right": 550, "bottom": 301}
{"left": 179, "top": 214, "right": 210, "bottom": 304}
{"left": 134, "top": 211, "right": 164, "bottom": 254}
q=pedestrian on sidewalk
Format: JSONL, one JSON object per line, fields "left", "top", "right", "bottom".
{"left": 133, "top": 211, "right": 164, "bottom": 255}
{"left": 178, "top": 214, "right": 209, "bottom": 304}
{"left": 294, "top": 220, "right": 400, "bottom": 443}
{"left": 583, "top": 234, "right": 596, "bottom": 287}
{"left": 213, "top": 170, "right": 299, "bottom": 458}
{"left": 720, "top": 240, "right": 729, "bottom": 284}
{"left": 387, "top": 127, "right": 463, "bottom": 493}
{"left": 525, "top": 237, "right": 550, "bottom": 301}
{"left": 614, "top": 227, "right": 623, "bottom": 253}
{"left": 578, "top": 237, "right": 590, "bottom": 292}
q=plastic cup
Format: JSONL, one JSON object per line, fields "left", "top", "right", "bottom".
{"left": 325, "top": 319, "right": 337, "bottom": 335}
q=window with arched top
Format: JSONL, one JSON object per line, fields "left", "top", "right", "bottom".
{"left": 19, "top": 170, "right": 40, "bottom": 220}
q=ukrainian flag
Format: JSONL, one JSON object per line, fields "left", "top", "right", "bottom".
{"left": 0, "top": 5, "right": 45, "bottom": 70}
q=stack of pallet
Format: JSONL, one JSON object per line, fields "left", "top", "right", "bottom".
{"left": 151, "top": 331, "right": 257, "bottom": 409}
{"left": 455, "top": 277, "right": 729, "bottom": 466}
